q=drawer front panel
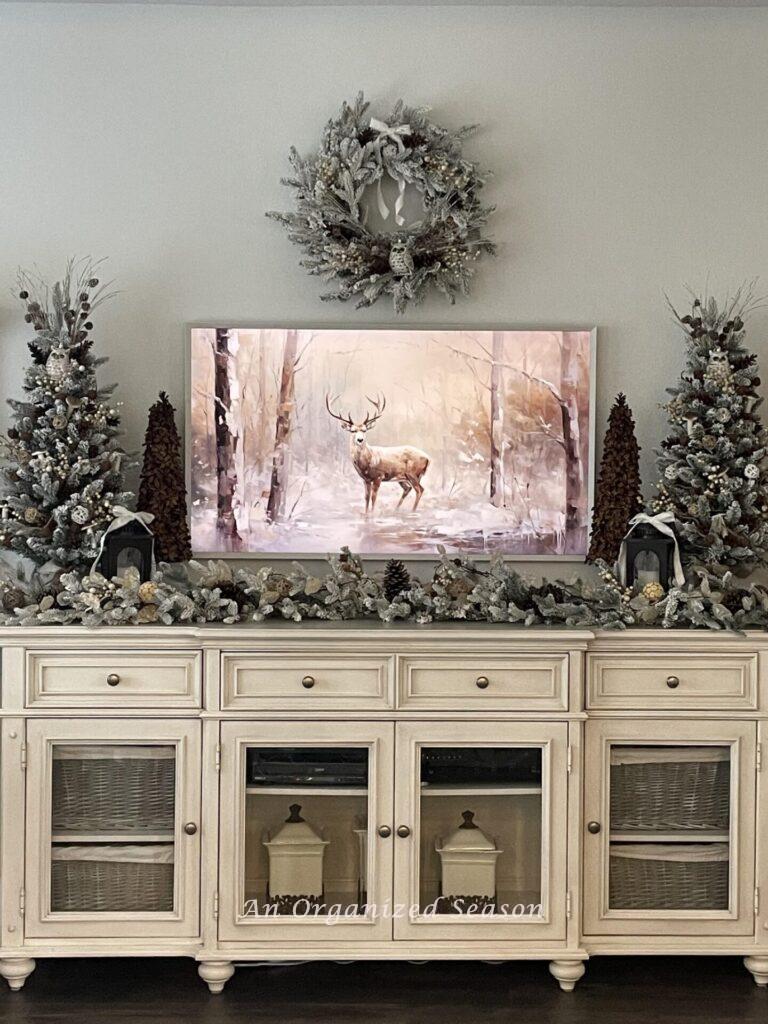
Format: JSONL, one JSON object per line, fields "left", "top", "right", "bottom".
{"left": 221, "top": 654, "right": 394, "bottom": 709}
{"left": 398, "top": 654, "right": 568, "bottom": 710}
{"left": 587, "top": 653, "right": 758, "bottom": 709}
{"left": 27, "top": 651, "right": 201, "bottom": 708}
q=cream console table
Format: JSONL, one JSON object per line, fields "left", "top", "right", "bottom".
{"left": 1, "top": 623, "right": 768, "bottom": 995}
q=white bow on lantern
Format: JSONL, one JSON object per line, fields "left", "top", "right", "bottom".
{"left": 90, "top": 506, "right": 155, "bottom": 577}
{"left": 369, "top": 117, "right": 412, "bottom": 227}
{"left": 617, "top": 510, "right": 686, "bottom": 588}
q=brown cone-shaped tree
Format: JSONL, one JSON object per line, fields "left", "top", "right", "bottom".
{"left": 138, "top": 392, "right": 192, "bottom": 563}
{"left": 586, "top": 393, "right": 643, "bottom": 565}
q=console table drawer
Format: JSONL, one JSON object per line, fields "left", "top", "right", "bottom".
{"left": 587, "top": 653, "right": 758, "bottom": 709}
{"left": 26, "top": 651, "right": 201, "bottom": 708}
{"left": 397, "top": 655, "right": 568, "bottom": 710}
{"left": 221, "top": 654, "right": 394, "bottom": 710}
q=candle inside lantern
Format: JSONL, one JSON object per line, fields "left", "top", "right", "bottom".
{"left": 633, "top": 549, "right": 661, "bottom": 586}
{"left": 636, "top": 568, "right": 659, "bottom": 587}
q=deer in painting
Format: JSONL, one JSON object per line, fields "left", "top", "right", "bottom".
{"left": 325, "top": 394, "right": 430, "bottom": 514}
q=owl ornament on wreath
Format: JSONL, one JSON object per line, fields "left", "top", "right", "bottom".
{"left": 267, "top": 93, "right": 496, "bottom": 313}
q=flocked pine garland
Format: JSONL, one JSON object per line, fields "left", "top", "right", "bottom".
{"left": 2, "top": 548, "right": 768, "bottom": 631}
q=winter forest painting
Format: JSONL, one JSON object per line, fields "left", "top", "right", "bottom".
{"left": 189, "top": 329, "right": 594, "bottom": 557}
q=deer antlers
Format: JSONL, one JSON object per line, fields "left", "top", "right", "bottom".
{"left": 325, "top": 394, "right": 355, "bottom": 429}
{"left": 325, "top": 393, "right": 386, "bottom": 431}
{"left": 362, "top": 393, "right": 386, "bottom": 428}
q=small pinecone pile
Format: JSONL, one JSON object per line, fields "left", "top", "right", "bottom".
{"left": 137, "top": 392, "right": 192, "bottom": 563}
{"left": 383, "top": 559, "right": 410, "bottom": 602}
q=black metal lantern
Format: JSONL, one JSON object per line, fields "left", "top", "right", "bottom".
{"left": 98, "top": 519, "right": 154, "bottom": 582}
{"left": 624, "top": 521, "right": 676, "bottom": 589}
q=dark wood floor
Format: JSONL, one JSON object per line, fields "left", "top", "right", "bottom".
{"left": 0, "top": 956, "right": 765, "bottom": 1023}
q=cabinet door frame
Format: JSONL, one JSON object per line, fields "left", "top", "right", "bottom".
{"left": 393, "top": 720, "right": 569, "bottom": 941}
{"left": 25, "top": 717, "right": 201, "bottom": 940}
{"left": 583, "top": 718, "right": 756, "bottom": 937}
{"left": 218, "top": 720, "right": 394, "bottom": 942}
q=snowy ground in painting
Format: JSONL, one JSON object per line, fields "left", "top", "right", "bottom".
{"left": 191, "top": 475, "right": 585, "bottom": 557}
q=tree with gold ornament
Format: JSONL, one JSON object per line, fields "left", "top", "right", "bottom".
{"left": 655, "top": 288, "right": 768, "bottom": 573}
{"left": 0, "top": 259, "right": 132, "bottom": 569}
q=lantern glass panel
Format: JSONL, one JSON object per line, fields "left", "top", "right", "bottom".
{"left": 242, "top": 746, "right": 369, "bottom": 916}
{"left": 634, "top": 549, "right": 661, "bottom": 587}
{"left": 419, "top": 746, "right": 543, "bottom": 917}
{"left": 116, "top": 546, "right": 145, "bottom": 576}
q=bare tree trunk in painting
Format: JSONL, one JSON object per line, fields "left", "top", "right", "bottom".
{"left": 489, "top": 331, "right": 505, "bottom": 507}
{"left": 266, "top": 329, "right": 299, "bottom": 524}
{"left": 558, "top": 332, "right": 582, "bottom": 550}
{"left": 214, "top": 328, "right": 239, "bottom": 539}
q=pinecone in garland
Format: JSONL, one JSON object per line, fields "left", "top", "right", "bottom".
{"left": 137, "top": 392, "right": 192, "bottom": 563}
{"left": 383, "top": 558, "right": 410, "bottom": 602}
{"left": 587, "top": 393, "right": 643, "bottom": 565}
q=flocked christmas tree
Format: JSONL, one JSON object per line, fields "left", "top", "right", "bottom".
{"left": 0, "top": 258, "right": 132, "bottom": 569}
{"left": 138, "top": 392, "right": 192, "bottom": 563}
{"left": 655, "top": 288, "right": 768, "bottom": 573}
{"left": 586, "top": 393, "right": 643, "bottom": 565}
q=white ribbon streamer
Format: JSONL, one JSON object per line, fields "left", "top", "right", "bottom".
{"left": 90, "top": 505, "right": 154, "bottom": 577}
{"left": 617, "top": 510, "right": 686, "bottom": 588}
{"left": 369, "top": 118, "right": 411, "bottom": 227}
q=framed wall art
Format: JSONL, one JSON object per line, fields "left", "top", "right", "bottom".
{"left": 187, "top": 327, "right": 595, "bottom": 558}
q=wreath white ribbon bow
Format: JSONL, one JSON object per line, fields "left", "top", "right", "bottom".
{"left": 369, "top": 117, "right": 411, "bottom": 226}
{"left": 91, "top": 506, "right": 155, "bottom": 577}
{"left": 617, "top": 511, "right": 686, "bottom": 588}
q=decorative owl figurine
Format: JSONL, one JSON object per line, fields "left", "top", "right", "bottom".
{"left": 389, "top": 239, "right": 415, "bottom": 277}
{"left": 704, "top": 348, "right": 731, "bottom": 387}
{"left": 46, "top": 345, "right": 71, "bottom": 382}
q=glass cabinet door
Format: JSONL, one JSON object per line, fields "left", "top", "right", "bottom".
{"left": 218, "top": 721, "right": 394, "bottom": 941}
{"left": 584, "top": 720, "right": 756, "bottom": 936}
{"left": 25, "top": 719, "right": 201, "bottom": 939}
{"left": 393, "top": 722, "right": 568, "bottom": 940}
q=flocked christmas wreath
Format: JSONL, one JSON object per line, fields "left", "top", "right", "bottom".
{"left": 267, "top": 93, "right": 495, "bottom": 313}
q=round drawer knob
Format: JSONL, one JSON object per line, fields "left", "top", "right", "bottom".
{"left": 475, "top": 675, "right": 490, "bottom": 690}
{"left": 666, "top": 675, "right": 680, "bottom": 689}
{"left": 396, "top": 825, "right": 411, "bottom": 839}
{"left": 184, "top": 822, "right": 198, "bottom": 836}
{"left": 587, "top": 821, "right": 601, "bottom": 835}
{"left": 377, "top": 825, "right": 392, "bottom": 838}
{"left": 301, "top": 675, "right": 316, "bottom": 689}
{"left": 106, "top": 673, "right": 120, "bottom": 687}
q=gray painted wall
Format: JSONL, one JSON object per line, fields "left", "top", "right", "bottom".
{"left": 1, "top": 2, "right": 767, "bottom": 565}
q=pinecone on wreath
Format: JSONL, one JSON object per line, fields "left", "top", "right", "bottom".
{"left": 383, "top": 559, "right": 410, "bottom": 602}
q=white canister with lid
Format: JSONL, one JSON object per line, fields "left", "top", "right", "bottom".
{"left": 263, "top": 804, "right": 330, "bottom": 898}
{"left": 435, "top": 810, "right": 502, "bottom": 899}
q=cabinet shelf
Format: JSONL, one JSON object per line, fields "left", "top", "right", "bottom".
{"left": 610, "top": 831, "right": 729, "bottom": 844}
{"left": 420, "top": 783, "right": 542, "bottom": 796}
{"left": 52, "top": 832, "right": 175, "bottom": 843}
{"left": 245, "top": 785, "right": 367, "bottom": 797}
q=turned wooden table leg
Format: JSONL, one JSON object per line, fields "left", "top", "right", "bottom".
{"left": 198, "top": 960, "right": 235, "bottom": 994}
{"left": 744, "top": 956, "right": 768, "bottom": 987}
{"left": 0, "top": 958, "right": 36, "bottom": 991}
{"left": 549, "top": 959, "right": 585, "bottom": 992}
